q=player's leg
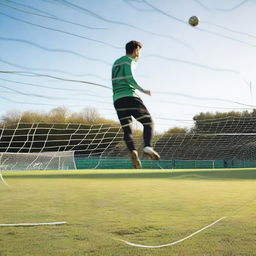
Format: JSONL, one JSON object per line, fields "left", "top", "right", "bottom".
{"left": 120, "top": 116, "right": 135, "bottom": 152}
{"left": 114, "top": 98, "right": 142, "bottom": 168}
{"left": 132, "top": 98, "right": 160, "bottom": 160}
{"left": 141, "top": 119, "right": 160, "bottom": 160}
{"left": 121, "top": 118, "right": 142, "bottom": 169}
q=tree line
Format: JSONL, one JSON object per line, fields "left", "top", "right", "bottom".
{"left": 2, "top": 107, "right": 256, "bottom": 133}
{"left": 1, "top": 107, "right": 256, "bottom": 159}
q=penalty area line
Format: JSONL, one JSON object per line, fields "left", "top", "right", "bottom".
{"left": 0, "top": 221, "right": 67, "bottom": 227}
{"left": 113, "top": 216, "right": 226, "bottom": 248}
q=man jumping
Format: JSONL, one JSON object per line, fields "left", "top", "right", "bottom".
{"left": 112, "top": 40, "right": 160, "bottom": 168}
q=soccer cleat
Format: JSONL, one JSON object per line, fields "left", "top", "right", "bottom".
{"left": 130, "top": 150, "right": 142, "bottom": 169}
{"left": 143, "top": 146, "right": 160, "bottom": 160}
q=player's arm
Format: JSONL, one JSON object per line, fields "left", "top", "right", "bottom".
{"left": 124, "top": 62, "right": 151, "bottom": 96}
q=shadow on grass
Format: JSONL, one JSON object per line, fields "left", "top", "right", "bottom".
{"left": 4, "top": 169, "right": 256, "bottom": 180}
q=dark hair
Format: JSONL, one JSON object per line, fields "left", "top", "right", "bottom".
{"left": 125, "top": 40, "right": 142, "bottom": 54}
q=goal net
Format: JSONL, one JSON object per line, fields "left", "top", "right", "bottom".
{"left": 1, "top": 117, "right": 256, "bottom": 169}
{"left": 0, "top": 151, "right": 76, "bottom": 171}
{"left": 0, "top": 122, "right": 123, "bottom": 170}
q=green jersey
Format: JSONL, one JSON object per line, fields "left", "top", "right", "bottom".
{"left": 111, "top": 56, "right": 144, "bottom": 102}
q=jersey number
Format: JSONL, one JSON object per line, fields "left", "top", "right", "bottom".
{"left": 112, "top": 66, "right": 121, "bottom": 78}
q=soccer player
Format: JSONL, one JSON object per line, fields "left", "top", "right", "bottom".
{"left": 112, "top": 40, "right": 160, "bottom": 168}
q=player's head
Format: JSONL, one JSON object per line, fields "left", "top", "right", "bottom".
{"left": 126, "top": 40, "right": 142, "bottom": 60}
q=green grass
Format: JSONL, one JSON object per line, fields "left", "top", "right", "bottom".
{"left": 0, "top": 168, "right": 256, "bottom": 256}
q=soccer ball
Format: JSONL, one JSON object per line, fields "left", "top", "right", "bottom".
{"left": 188, "top": 16, "right": 200, "bottom": 27}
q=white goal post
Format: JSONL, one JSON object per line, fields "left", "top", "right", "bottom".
{"left": 0, "top": 151, "right": 76, "bottom": 171}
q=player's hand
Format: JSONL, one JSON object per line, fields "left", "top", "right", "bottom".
{"left": 143, "top": 90, "right": 151, "bottom": 96}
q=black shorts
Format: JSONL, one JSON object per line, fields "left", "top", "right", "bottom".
{"left": 114, "top": 96, "right": 152, "bottom": 126}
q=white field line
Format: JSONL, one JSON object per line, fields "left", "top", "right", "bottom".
{"left": 113, "top": 216, "right": 226, "bottom": 248}
{"left": 0, "top": 171, "right": 9, "bottom": 187}
{"left": 0, "top": 221, "right": 67, "bottom": 227}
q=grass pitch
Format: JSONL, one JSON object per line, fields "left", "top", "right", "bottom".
{"left": 0, "top": 168, "right": 256, "bottom": 256}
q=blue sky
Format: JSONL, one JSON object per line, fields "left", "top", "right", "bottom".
{"left": 1, "top": 0, "right": 256, "bottom": 133}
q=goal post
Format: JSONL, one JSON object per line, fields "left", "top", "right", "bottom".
{"left": 0, "top": 151, "right": 76, "bottom": 171}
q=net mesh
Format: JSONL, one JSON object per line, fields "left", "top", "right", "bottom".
{"left": 1, "top": 117, "right": 256, "bottom": 169}
{"left": 0, "top": 151, "right": 76, "bottom": 171}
